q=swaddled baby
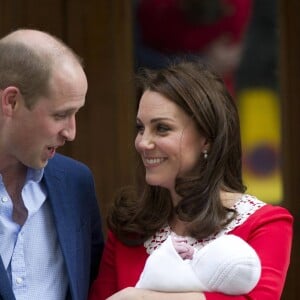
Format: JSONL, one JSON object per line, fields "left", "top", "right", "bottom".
{"left": 136, "top": 234, "right": 261, "bottom": 295}
{"left": 172, "top": 235, "right": 194, "bottom": 259}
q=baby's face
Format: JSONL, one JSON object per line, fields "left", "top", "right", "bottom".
{"left": 171, "top": 235, "right": 194, "bottom": 260}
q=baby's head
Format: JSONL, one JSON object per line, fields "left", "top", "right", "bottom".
{"left": 191, "top": 234, "right": 261, "bottom": 295}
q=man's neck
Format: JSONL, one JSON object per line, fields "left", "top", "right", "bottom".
{"left": 0, "top": 160, "right": 27, "bottom": 187}
{"left": 0, "top": 162, "right": 28, "bottom": 226}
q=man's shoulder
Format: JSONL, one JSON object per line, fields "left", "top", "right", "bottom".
{"left": 46, "top": 153, "right": 91, "bottom": 174}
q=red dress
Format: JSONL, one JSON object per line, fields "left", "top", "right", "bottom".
{"left": 89, "top": 195, "right": 293, "bottom": 300}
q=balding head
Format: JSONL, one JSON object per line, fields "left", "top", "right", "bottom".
{"left": 2, "top": 29, "right": 82, "bottom": 63}
{"left": 0, "top": 29, "right": 84, "bottom": 108}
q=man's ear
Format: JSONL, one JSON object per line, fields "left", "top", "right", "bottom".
{"left": 1, "top": 86, "right": 21, "bottom": 116}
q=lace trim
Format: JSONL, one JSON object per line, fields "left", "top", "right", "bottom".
{"left": 144, "top": 194, "right": 265, "bottom": 254}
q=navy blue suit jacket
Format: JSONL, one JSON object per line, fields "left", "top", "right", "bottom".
{"left": 0, "top": 154, "right": 104, "bottom": 300}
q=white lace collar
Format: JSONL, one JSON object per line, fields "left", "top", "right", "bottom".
{"left": 144, "top": 194, "right": 265, "bottom": 254}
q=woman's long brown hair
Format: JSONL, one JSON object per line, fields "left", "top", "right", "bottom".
{"left": 108, "top": 60, "right": 246, "bottom": 246}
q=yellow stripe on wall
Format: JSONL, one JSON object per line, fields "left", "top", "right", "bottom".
{"left": 238, "top": 88, "right": 282, "bottom": 204}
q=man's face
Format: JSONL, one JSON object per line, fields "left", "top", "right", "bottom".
{"left": 4, "top": 63, "right": 87, "bottom": 169}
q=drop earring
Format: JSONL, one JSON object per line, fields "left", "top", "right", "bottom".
{"left": 203, "top": 150, "right": 208, "bottom": 159}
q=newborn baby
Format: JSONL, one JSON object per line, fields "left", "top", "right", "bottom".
{"left": 136, "top": 234, "right": 261, "bottom": 295}
{"left": 171, "top": 235, "right": 194, "bottom": 260}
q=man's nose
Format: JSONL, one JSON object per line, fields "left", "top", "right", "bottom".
{"left": 61, "top": 116, "right": 76, "bottom": 141}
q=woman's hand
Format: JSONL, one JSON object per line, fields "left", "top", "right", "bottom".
{"left": 106, "top": 287, "right": 206, "bottom": 300}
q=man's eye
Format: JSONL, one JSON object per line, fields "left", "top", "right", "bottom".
{"left": 54, "top": 113, "right": 67, "bottom": 119}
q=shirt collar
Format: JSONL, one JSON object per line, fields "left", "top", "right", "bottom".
{"left": 26, "top": 168, "right": 44, "bottom": 183}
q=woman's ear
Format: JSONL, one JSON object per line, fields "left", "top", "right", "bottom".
{"left": 1, "top": 86, "right": 21, "bottom": 116}
{"left": 203, "top": 139, "right": 211, "bottom": 152}
{"left": 201, "top": 139, "right": 211, "bottom": 159}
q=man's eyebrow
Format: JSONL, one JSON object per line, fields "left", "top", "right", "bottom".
{"left": 54, "top": 107, "right": 80, "bottom": 114}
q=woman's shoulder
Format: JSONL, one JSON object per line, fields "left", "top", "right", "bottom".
{"left": 231, "top": 194, "right": 293, "bottom": 229}
{"left": 234, "top": 194, "right": 293, "bottom": 217}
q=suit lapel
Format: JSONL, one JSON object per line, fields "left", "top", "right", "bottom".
{"left": 42, "top": 167, "right": 77, "bottom": 300}
{"left": 0, "top": 258, "right": 15, "bottom": 300}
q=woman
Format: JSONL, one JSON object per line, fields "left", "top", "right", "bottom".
{"left": 89, "top": 61, "right": 293, "bottom": 299}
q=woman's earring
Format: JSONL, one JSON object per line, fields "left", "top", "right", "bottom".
{"left": 203, "top": 150, "right": 208, "bottom": 159}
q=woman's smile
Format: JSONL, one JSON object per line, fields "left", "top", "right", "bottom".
{"left": 143, "top": 157, "right": 167, "bottom": 168}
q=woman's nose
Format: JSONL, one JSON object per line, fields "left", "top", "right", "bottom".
{"left": 136, "top": 133, "right": 155, "bottom": 151}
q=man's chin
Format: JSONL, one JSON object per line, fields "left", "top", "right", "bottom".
{"left": 32, "top": 159, "right": 49, "bottom": 170}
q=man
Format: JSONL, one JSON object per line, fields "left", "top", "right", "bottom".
{"left": 0, "top": 29, "right": 104, "bottom": 300}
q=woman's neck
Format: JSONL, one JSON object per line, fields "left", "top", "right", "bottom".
{"left": 169, "top": 217, "right": 189, "bottom": 236}
{"left": 170, "top": 189, "right": 181, "bottom": 206}
{"left": 220, "top": 191, "right": 243, "bottom": 208}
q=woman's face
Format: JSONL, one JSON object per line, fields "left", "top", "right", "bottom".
{"left": 135, "top": 90, "right": 208, "bottom": 192}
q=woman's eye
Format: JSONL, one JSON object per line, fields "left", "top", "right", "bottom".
{"left": 136, "top": 123, "right": 144, "bottom": 133}
{"left": 157, "top": 124, "right": 170, "bottom": 133}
